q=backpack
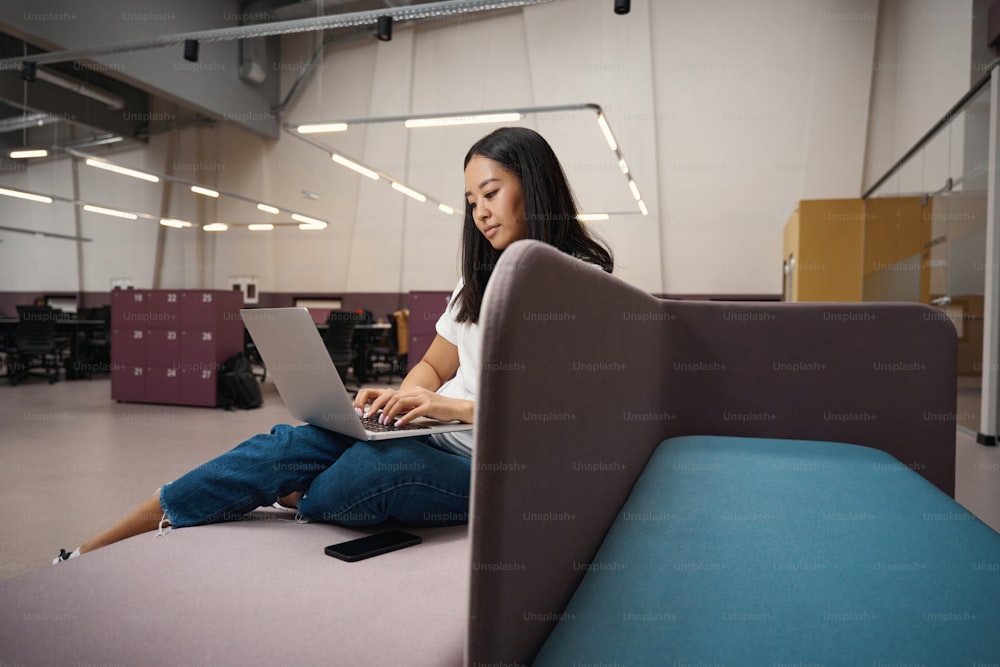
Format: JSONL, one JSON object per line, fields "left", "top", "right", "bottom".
{"left": 218, "top": 352, "right": 263, "bottom": 410}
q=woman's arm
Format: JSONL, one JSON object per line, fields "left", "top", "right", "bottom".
{"left": 400, "top": 334, "right": 460, "bottom": 393}
{"left": 353, "top": 334, "right": 474, "bottom": 425}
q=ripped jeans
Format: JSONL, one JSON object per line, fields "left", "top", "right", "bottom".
{"left": 158, "top": 424, "right": 472, "bottom": 528}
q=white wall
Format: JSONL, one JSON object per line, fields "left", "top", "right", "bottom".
{"left": 0, "top": 0, "right": 979, "bottom": 297}
{"left": 648, "top": 0, "right": 877, "bottom": 293}
{"left": 863, "top": 0, "right": 975, "bottom": 195}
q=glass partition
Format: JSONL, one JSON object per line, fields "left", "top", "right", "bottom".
{"left": 863, "top": 73, "right": 994, "bottom": 436}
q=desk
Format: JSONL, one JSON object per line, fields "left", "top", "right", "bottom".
{"left": 0, "top": 317, "right": 107, "bottom": 381}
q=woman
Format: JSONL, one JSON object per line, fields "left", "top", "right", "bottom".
{"left": 55, "top": 126, "right": 613, "bottom": 562}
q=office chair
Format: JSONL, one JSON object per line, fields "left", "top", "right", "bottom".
{"left": 83, "top": 305, "right": 112, "bottom": 373}
{"left": 367, "top": 310, "right": 409, "bottom": 382}
{"left": 4, "top": 306, "right": 61, "bottom": 385}
{"left": 323, "top": 311, "right": 363, "bottom": 384}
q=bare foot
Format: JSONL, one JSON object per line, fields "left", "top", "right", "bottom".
{"left": 276, "top": 491, "right": 302, "bottom": 509}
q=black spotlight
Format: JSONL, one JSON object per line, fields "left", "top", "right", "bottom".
{"left": 376, "top": 15, "right": 392, "bottom": 41}
{"left": 21, "top": 60, "right": 37, "bottom": 82}
{"left": 614, "top": 0, "right": 630, "bottom": 15}
{"left": 183, "top": 39, "right": 200, "bottom": 62}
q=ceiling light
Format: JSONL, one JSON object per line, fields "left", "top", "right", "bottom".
{"left": 257, "top": 203, "right": 280, "bottom": 214}
{"left": 83, "top": 204, "right": 138, "bottom": 220}
{"left": 332, "top": 153, "right": 379, "bottom": 180}
{"left": 404, "top": 112, "right": 521, "bottom": 128}
{"left": 248, "top": 224, "right": 274, "bottom": 231}
{"left": 596, "top": 113, "right": 617, "bottom": 151}
{"left": 638, "top": 200, "right": 648, "bottom": 216}
{"left": 9, "top": 149, "right": 48, "bottom": 159}
{"left": 291, "top": 213, "right": 327, "bottom": 229}
{"left": 0, "top": 187, "right": 52, "bottom": 203}
{"left": 577, "top": 213, "right": 609, "bottom": 222}
{"left": 160, "top": 218, "right": 193, "bottom": 228}
{"left": 376, "top": 15, "right": 393, "bottom": 41}
{"left": 191, "top": 185, "right": 220, "bottom": 198}
{"left": 183, "top": 39, "right": 199, "bottom": 63}
{"left": 391, "top": 182, "right": 426, "bottom": 202}
{"left": 297, "top": 122, "right": 349, "bottom": 134}
{"left": 85, "top": 158, "right": 159, "bottom": 183}
{"left": 284, "top": 102, "right": 646, "bottom": 218}
{"left": 204, "top": 223, "right": 228, "bottom": 231}
{"left": 628, "top": 179, "right": 641, "bottom": 201}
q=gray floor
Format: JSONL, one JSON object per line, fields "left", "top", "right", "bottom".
{"left": 1, "top": 374, "right": 999, "bottom": 583}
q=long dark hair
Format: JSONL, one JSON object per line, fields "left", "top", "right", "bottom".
{"left": 454, "top": 126, "right": 614, "bottom": 323}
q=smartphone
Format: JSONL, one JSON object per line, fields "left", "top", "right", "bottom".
{"left": 324, "top": 530, "right": 422, "bottom": 562}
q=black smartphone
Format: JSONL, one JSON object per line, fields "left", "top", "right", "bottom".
{"left": 324, "top": 530, "right": 422, "bottom": 562}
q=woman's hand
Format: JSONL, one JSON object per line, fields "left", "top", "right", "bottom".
{"left": 353, "top": 387, "right": 474, "bottom": 427}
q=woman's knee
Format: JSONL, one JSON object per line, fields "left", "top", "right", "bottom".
{"left": 297, "top": 441, "right": 470, "bottom": 526}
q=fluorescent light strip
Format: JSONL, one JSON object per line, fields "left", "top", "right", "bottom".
{"left": 191, "top": 185, "right": 220, "bottom": 198}
{"left": 628, "top": 179, "right": 641, "bottom": 201}
{"left": 85, "top": 158, "right": 159, "bottom": 183}
{"left": 203, "top": 223, "right": 228, "bottom": 231}
{"left": 404, "top": 112, "right": 522, "bottom": 128}
{"left": 391, "top": 182, "right": 427, "bottom": 202}
{"left": 297, "top": 122, "right": 349, "bottom": 134}
{"left": 160, "top": 218, "right": 193, "bottom": 228}
{"left": 83, "top": 204, "right": 138, "bottom": 220}
{"left": 257, "top": 203, "right": 280, "bottom": 214}
{"left": 248, "top": 224, "right": 274, "bottom": 231}
{"left": 291, "top": 213, "right": 327, "bottom": 229}
{"left": 0, "top": 187, "right": 53, "bottom": 204}
{"left": 285, "top": 104, "right": 646, "bottom": 218}
{"left": 577, "top": 213, "right": 609, "bottom": 222}
{"left": 596, "top": 113, "right": 617, "bottom": 151}
{"left": 10, "top": 149, "right": 48, "bottom": 159}
{"left": 332, "top": 153, "right": 379, "bottom": 180}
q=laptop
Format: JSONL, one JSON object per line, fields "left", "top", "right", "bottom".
{"left": 241, "top": 307, "right": 474, "bottom": 441}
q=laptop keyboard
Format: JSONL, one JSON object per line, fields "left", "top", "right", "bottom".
{"left": 360, "top": 415, "right": 430, "bottom": 432}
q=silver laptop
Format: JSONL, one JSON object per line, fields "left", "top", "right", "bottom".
{"left": 241, "top": 307, "right": 473, "bottom": 441}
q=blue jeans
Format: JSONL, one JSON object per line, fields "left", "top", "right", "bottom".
{"left": 158, "top": 424, "right": 471, "bottom": 528}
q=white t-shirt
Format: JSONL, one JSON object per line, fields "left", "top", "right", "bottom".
{"left": 427, "top": 280, "right": 477, "bottom": 457}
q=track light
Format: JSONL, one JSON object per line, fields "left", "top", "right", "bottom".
{"left": 0, "top": 187, "right": 52, "bottom": 204}
{"left": 21, "top": 60, "right": 36, "bottom": 82}
{"left": 404, "top": 112, "right": 522, "bottom": 128}
{"left": 190, "top": 185, "right": 219, "bottom": 198}
{"left": 614, "top": 0, "right": 630, "bottom": 15}
{"left": 184, "top": 39, "right": 199, "bottom": 62}
{"left": 9, "top": 149, "right": 48, "bottom": 159}
{"left": 376, "top": 15, "right": 392, "bottom": 41}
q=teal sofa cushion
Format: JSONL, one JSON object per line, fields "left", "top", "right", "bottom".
{"left": 534, "top": 435, "right": 1000, "bottom": 665}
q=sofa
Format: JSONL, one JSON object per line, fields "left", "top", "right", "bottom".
{"left": 2, "top": 239, "right": 998, "bottom": 666}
